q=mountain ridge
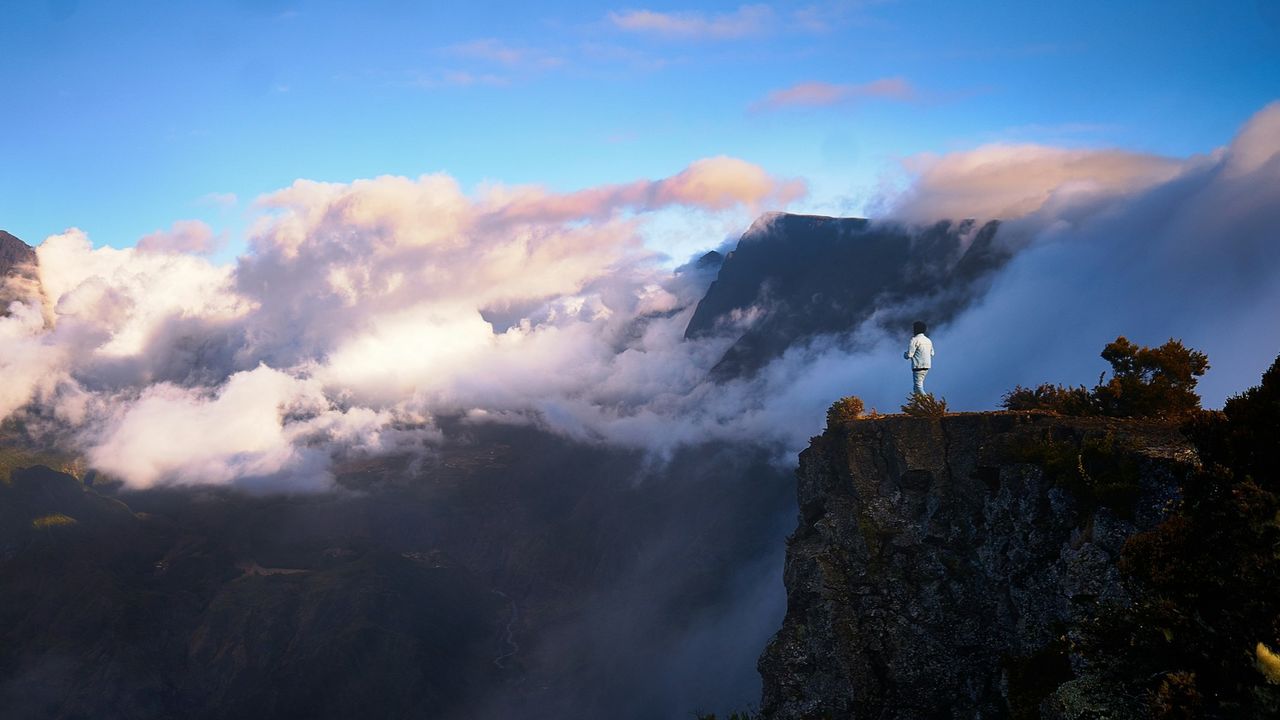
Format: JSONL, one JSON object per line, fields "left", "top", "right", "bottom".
{"left": 684, "top": 213, "right": 1008, "bottom": 379}
{"left": 0, "top": 230, "right": 42, "bottom": 314}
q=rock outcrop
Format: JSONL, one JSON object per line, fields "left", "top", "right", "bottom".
{"left": 0, "top": 230, "right": 42, "bottom": 313}
{"left": 758, "top": 412, "right": 1195, "bottom": 718}
{"left": 684, "top": 213, "right": 1007, "bottom": 379}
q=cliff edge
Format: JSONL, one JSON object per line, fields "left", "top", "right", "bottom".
{"left": 758, "top": 412, "right": 1195, "bottom": 719}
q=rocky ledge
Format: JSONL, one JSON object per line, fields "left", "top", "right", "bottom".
{"left": 758, "top": 412, "right": 1195, "bottom": 719}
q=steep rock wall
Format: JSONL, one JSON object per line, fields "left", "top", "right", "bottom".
{"left": 758, "top": 412, "right": 1194, "bottom": 718}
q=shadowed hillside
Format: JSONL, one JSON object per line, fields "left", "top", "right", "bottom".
{"left": 685, "top": 213, "right": 1007, "bottom": 379}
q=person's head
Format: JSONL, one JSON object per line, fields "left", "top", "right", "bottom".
{"left": 913, "top": 321, "right": 927, "bottom": 336}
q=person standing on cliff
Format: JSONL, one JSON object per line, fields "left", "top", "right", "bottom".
{"left": 904, "top": 321, "right": 934, "bottom": 395}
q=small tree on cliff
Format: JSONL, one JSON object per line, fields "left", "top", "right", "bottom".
{"left": 1094, "top": 337, "right": 1209, "bottom": 419}
{"left": 827, "top": 396, "right": 865, "bottom": 428}
{"left": 901, "top": 392, "right": 947, "bottom": 417}
{"left": 1094, "top": 353, "right": 1280, "bottom": 715}
{"left": 1002, "top": 336, "right": 1209, "bottom": 419}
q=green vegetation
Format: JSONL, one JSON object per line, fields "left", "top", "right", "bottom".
{"left": 1002, "top": 336, "right": 1208, "bottom": 419}
{"left": 998, "top": 342, "right": 1279, "bottom": 714}
{"left": 901, "top": 392, "right": 948, "bottom": 417}
{"left": 826, "top": 395, "right": 865, "bottom": 428}
{"left": 1007, "top": 429, "right": 1144, "bottom": 519}
{"left": 0, "top": 438, "right": 82, "bottom": 481}
{"left": 31, "top": 512, "right": 77, "bottom": 529}
{"left": 1074, "top": 353, "right": 1280, "bottom": 716}
{"left": 1001, "top": 382, "right": 1095, "bottom": 415}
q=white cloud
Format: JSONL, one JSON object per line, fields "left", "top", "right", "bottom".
{"left": 7, "top": 104, "right": 1280, "bottom": 490}
{"left": 4, "top": 157, "right": 802, "bottom": 489}
{"left": 137, "top": 219, "right": 220, "bottom": 255}
{"left": 84, "top": 365, "right": 402, "bottom": 489}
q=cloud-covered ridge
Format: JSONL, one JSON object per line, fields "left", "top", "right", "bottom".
{"left": 5, "top": 102, "right": 1280, "bottom": 491}
{"left": 2, "top": 158, "right": 802, "bottom": 489}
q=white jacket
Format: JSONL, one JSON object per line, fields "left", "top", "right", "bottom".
{"left": 905, "top": 334, "right": 934, "bottom": 369}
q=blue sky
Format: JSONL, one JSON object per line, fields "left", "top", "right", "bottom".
{"left": 3, "top": 0, "right": 1278, "bottom": 258}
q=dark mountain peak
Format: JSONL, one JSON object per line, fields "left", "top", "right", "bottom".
{"left": 0, "top": 230, "right": 36, "bottom": 269}
{"left": 695, "top": 250, "right": 724, "bottom": 270}
{"left": 0, "top": 229, "right": 43, "bottom": 314}
{"left": 683, "top": 212, "right": 1008, "bottom": 378}
{"left": 737, "top": 211, "right": 870, "bottom": 245}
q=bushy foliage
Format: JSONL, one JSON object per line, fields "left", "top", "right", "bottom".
{"left": 826, "top": 396, "right": 865, "bottom": 428}
{"left": 1094, "top": 337, "right": 1209, "bottom": 418}
{"left": 31, "top": 512, "right": 77, "bottom": 529}
{"left": 1001, "top": 383, "right": 1097, "bottom": 415}
{"left": 1001, "top": 336, "right": 1208, "bottom": 419}
{"left": 901, "top": 392, "right": 947, "bottom": 417}
{"left": 1075, "top": 353, "right": 1280, "bottom": 716}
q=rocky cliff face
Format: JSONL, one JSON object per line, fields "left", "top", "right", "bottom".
{"left": 684, "top": 213, "right": 1007, "bottom": 379}
{"left": 758, "top": 412, "right": 1195, "bottom": 719}
{"left": 0, "top": 230, "right": 42, "bottom": 313}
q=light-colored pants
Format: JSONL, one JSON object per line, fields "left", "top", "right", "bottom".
{"left": 913, "top": 368, "right": 929, "bottom": 395}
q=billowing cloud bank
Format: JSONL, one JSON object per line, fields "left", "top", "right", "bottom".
{"left": 4, "top": 103, "right": 1280, "bottom": 489}
{"left": 2, "top": 158, "right": 804, "bottom": 488}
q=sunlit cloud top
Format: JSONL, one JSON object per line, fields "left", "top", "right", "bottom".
{"left": 3, "top": 1, "right": 1277, "bottom": 255}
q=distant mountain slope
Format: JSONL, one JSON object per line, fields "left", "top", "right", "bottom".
{"left": 0, "top": 464, "right": 505, "bottom": 720}
{"left": 0, "top": 230, "right": 36, "bottom": 278}
{"left": 685, "top": 213, "right": 1007, "bottom": 379}
{"left": 0, "top": 231, "right": 35, "bottom": 268}
{"left": 0, "top": 420, "right": 795, "bottom": 720}
{"left": 0, "top": 230, "right": 41, "bottom": 313}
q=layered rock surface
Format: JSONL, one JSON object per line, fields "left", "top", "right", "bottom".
{"left": 685, "top": 213, "right": 1007, "bottom": 379}
{"left": 759, "top": 412, "right": 1194, "bottom": 718}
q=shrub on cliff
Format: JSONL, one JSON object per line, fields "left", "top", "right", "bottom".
{"left": 1001, "top": 336, "right": 1208, "bottom": 419}
{"left": 1001, "top": 383, "right": 1097, "bottom": 415}
{"left": 826, "top": 396, "right": 865, "bottom": 428}
{"left": 1080, "top": 353, "right": 1280, "bottom": 716}
{"left": 1094, "top": 337, "right": 1209, "bottom": 418}
{"left": 901, "top": 392, "right": 947, "bottom": 417}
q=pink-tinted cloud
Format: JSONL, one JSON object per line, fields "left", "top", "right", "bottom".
{"left": 609, "top": 4, "right": 774, "bottom": 39}
{"left": 8, "top": 104, "right": 1280, "bottom": 490}
{"left": 649, "top": 156, "right": 807, "bottom": 209}
{"left": 442, "top": 38, "right": 565, "bottom": 69}
{"left": 489, "top": 156, "right": 807, "bottom": 224}
{"left": 889, "top": 144, "right": 1187, "bottom": 221}
{"left": 136, "top": 219, "right": 220, "bottom": 254}
{"left": 752, "top": 77, "right": 916, "bottom": 112}
{"left": 1224, "top": 99, "right": 1280, "bottom": 176}
{"left": 791, "top": 0, "right": 893, "bottom": 33}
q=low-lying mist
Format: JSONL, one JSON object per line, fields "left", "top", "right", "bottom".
{"left": 4, "top": 105, "right": 1280, "bottom": 489}
{"left": 2, "top": 99, "right": 1279, "bottom": 720}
